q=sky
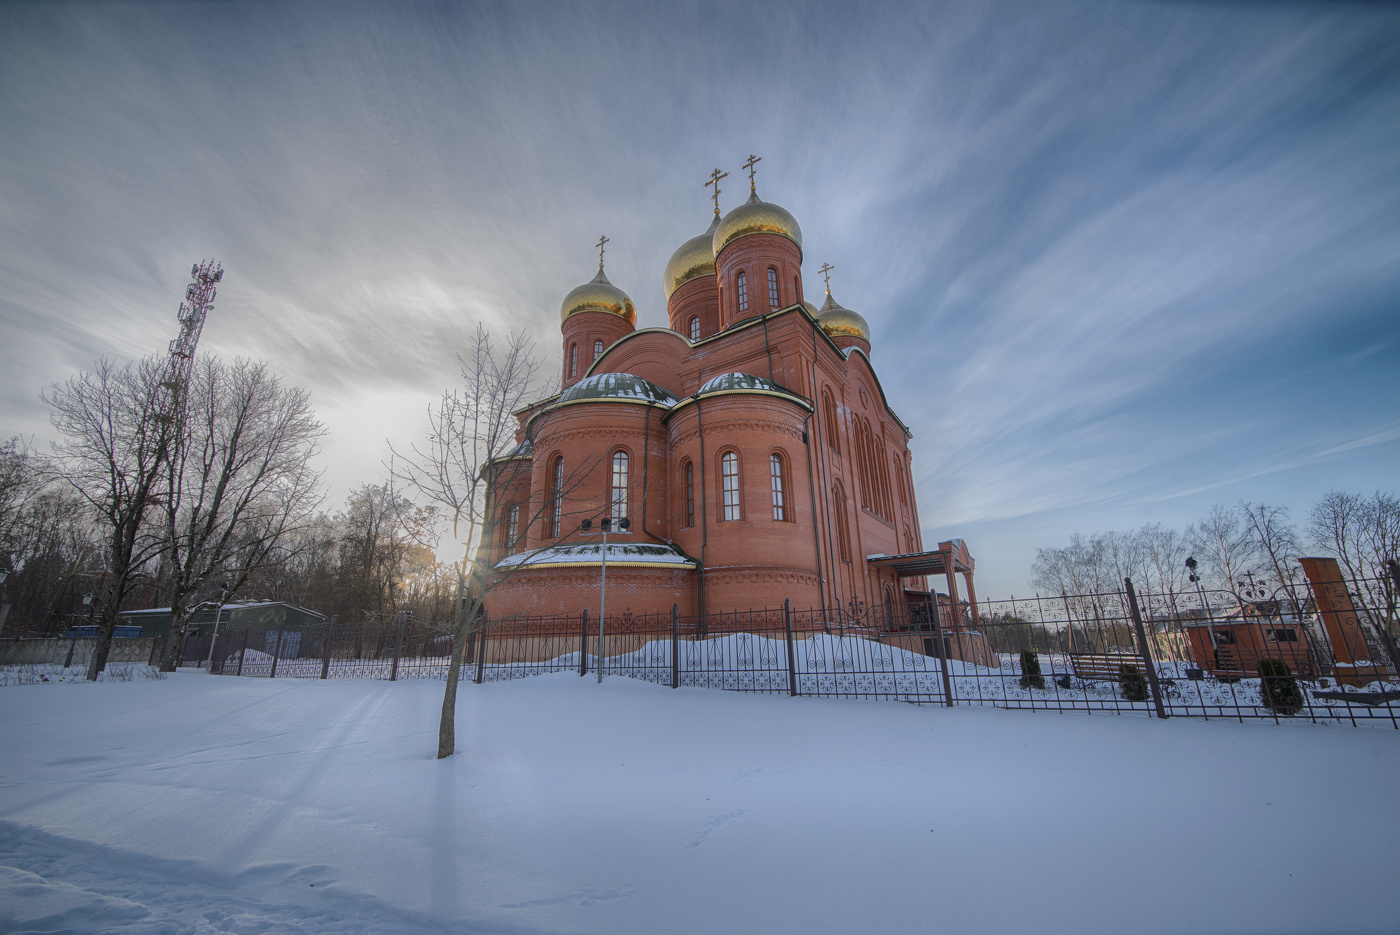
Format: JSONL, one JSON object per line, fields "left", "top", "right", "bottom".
{"left": 2, "top": 1, "right": 1397, "bottom": 596}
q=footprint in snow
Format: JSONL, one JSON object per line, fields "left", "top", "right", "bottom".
{"left": 686, "top": 809, "right": 744, "bottom": 848}
{"left": 500, "top": 883, "right": 635, "bottom": 908}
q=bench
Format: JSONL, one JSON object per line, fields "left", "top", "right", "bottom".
{"left": 1069, "top": 652, "right": 1149, "bottom": 681}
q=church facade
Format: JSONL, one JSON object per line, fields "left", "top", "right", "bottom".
{"left": 483, "top": 168, "right": 975, "bottom": 627}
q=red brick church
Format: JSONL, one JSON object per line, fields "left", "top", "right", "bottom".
{"left": 483, "top": 162, "right": 979, "bottom": 628}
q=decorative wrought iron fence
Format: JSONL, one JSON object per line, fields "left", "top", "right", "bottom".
{"left": 204, "top": 573, "right": 1400, "bottom": 727}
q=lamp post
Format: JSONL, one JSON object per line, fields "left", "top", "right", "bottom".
{"left": 200, "top": 582, "right": 230, "bottom": 671}
{"left": 0, "top": 567, "right": 11, "bottom": 638}
{"left": 581, "top": 515, "right": 630, "bottom": 683}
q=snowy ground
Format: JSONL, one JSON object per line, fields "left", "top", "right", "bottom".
{"left": 1, "top": 671, "right": 1397, "bottom": 934}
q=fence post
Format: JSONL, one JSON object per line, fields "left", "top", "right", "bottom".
{"left": 236, "top": 627, "right": 248, "bottom": 676}
{"left": 929, "top": 596, "right": 955, "bottom": 707}
{"left": 671, "top": 604, "right": 680, "bottom": 689}
{"left": 579, "top": 610, "right": 589, "bottom": 678}
{"left": 1380, "top": 560, "right": 1400, "bottom": 676}
{"left": 321, "top": 615, "right": 334, "bottom": 679}
{"left": 1125, "top": 577, "right": 1168, "bottom": 719}
{"left": 784, "top": 599, "right": 798, "bottom": 697}
{"left": 474, "top": 611, "right": 487, "bottom": 684}
{"left": 269, "top": 625, "right": 285, "bottom": 679}
{"left": 390, "top": 612, "right": 406, "bottom": 681}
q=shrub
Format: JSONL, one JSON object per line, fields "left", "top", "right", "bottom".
{"left": 1019, "top": 649, "right": 1045, "bottom": 690}
{"left": 1118, "top": 664, "right": 1148, "bottom": 702}
{"left": 1258, "top": 658, "right": 1304, "bottom": 716}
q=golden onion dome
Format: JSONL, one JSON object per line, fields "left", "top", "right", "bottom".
{"left": 816, "top": 289, "right": 870, "bottom": 342}
{"left": 664, "top": 213, "right": 721, "bottom": 300}
{"left": 802, "top": 300, "right": 820, "bottom": 317}
{"left": 560, "top": 266, "right": 636, "bottom": 326}
{"left": 713, "top": 191, "right": 803, "bottom": 257}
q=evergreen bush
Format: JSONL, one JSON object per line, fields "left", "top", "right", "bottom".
{"left": 1258, "top": 657, "right": 1304, "bottom": 716}
{"left": 1019, "top": 649, "right": 1045, "bottom": 690}
{"left": 1118, "top": 664, "right": 1148, "bottom": 702}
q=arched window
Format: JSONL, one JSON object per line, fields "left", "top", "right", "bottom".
{"left": 884, "top": 587, "right": 893, "bottom": 624}
{"left": 506, "top": 505, "right": 520, "bottom": 554}
{"left": 793, "top": 274, "right": 800, "bottom": 304}
{"left": 833, "top": 482, "right": 851, "bottom": 561}
{"left": 569, "top": 344, "right": 578, "bottom": 379}
{"left": 720, "top": 451, "right": 740, "bottom": 520}
{"left": 593, "top": 339, "right": 603, "bottom": 361}
{"left": 683, "top": 460, "right": 694, "bottom": 528}
{"left": 767, "top": 267, "right": 779, "bottom": 308}
{"left": 549, "top": 457, "right": 564, "bottom": 537}
{"left": 610, "top": 450, "right": 629, "bottom": 521}
{"left": 736, "top": 271, "right": 748, "bottom": 313}
{"left": 822, "top": 389, "right": 840, "bottom": 454}
{"left": 770, "top": 452, "right": 787, "bottom": 521}
{"left": 689, "top": 317, "right": 700, "bottom": 341}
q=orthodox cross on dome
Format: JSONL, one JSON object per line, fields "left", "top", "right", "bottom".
{"left": 704, "top": 168, "right": 728, "bottom": 215}
{"left": 596, "top": 234, "right": 609, "bottom": 269}
{"left": 742, "top": 154, "right": 762, "bottom": 195}
{"left": 818, "top": 262, "right": 835, "bottom": 291}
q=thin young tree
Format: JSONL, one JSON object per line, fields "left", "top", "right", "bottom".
{"left": 390, "top": 324, "right": 594, "bottom": 759}
{"left": 156, "top": 357, "right": 325, "bottom": 671}
{"left": 44, "top": 356, "right": 174, "bottom": 679}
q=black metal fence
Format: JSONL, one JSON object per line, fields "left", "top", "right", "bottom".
{"left": 203, "top": 573, "right": 1400, "bottom": 728}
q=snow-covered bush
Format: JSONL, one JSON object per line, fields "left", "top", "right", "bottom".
{"left": 1258, "top": 658, "right": 1303, "bottom": 716}
{"left": 1018, "top": 649, "right": 1044, "bottom": 690}
{"left": 1118, "top": 664, "right": 1148, "bottom": 702}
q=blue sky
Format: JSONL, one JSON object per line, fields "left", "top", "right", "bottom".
{"left": 2, "top": 1, "right": 1397, "bottom": 595}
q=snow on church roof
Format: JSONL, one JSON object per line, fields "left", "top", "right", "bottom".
{"left": 557, "top": 372, "right": 680, "bottom": 408}
{"left": 494, "top": 542, "right": 697, "bottom": 570}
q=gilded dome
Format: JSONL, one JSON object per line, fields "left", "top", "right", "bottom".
{"left": 713, "top": 191, "right": 803, "bottom": 257}
{"left": 816, "top": 290, "right": 870, "bottom": 342}
{"left": 802, "top": 300, "right": 820, "bottom": 317}
{"left": 561, "top": 267, "right": 637, "bottom": 326}
{"left": 664, "top": 213, "right": 721, "bottom": 300}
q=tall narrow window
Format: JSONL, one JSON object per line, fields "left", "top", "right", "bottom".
{"left": 684, "top": 461, "right": 694, "bottom": 528}
{"left": 549, "top": 457, "right": 564, "bottom": 537}
{"left": 767, "top": 267, "right": 779, "bottom": 308}
{"left": 569, "top": 344, "right": 578, "bottom": 379}
{"left": 822, "top": 389, "right": 840, "bottom": 454}
{"left": 506, "top": 505, "right": 520, "bottom": 554}
{"left": 834, "top": 483, "right": 851, "bottom": 561}
{"left": 770, "top": 453, "right": 786, "bottom": 520}
{"left": 721, "top": 451, "right": 740, "bottom": 520}
{"left": 610, "top": 450, "right": 629, "bottom": 521}
{"left": 793, "top": 274, "right": 800, "bottom": 304}
{"left": 593, "top": 339, "right": 603, "bottom": 361}
{"left": 895, "top": 453, "right": 907, "bottom": 505}
{"left": 736, "top": 271, "right": 748, "bottom": 313}
{"left": 689, "top": 317, "right": 700, "bottom": 341}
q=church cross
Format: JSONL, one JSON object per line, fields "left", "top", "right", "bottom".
{"left": 818, "top": 262, "right": 835, "bottom": 290}
{"left": 596, "top": 234, "right": 609, "bottom": 269}
{"left": 742, "top": 154, "right": 762, "bottom": 194}
{"left": 705, "top": 168, "right": 728, "bottom": 214}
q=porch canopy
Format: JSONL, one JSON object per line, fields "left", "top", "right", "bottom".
{"left": 866, "top": 539, "right": 980, "bottom": 629}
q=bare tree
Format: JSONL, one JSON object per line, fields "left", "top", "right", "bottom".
{"left": 1138, "top": 522, "right": 1192, "bottom": 606}
{"left": 1188, "top": 503, "right": 1258, "bottom": 599}
{"left": 156, "top": 357, "right": 325, "bottom": 671}
{"left": 390, "top": 325, "right": 593, "bottom": 759}
{"left": 44, "top": 357, "right": 173, "bottom": 678}
{"left": 1239, "top": 501, "right": 1305, "bottom": 613}
{"left": 1307, "top": 489, "right": 1400, "bottom": 624}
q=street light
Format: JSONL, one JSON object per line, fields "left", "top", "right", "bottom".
{"left": 201, "top": 581, "right": 231, "bottom": 671}
{"left": 581, "top": 515, "right": 630, "bottom": 683}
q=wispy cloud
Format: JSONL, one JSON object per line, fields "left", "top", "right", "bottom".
{"left": 2, "top": 1, "right": 1397, "bottom": 586}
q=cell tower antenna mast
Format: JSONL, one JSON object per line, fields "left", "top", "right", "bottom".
{"left": 155, "top": 259, "right": 222, "bottom": 427}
